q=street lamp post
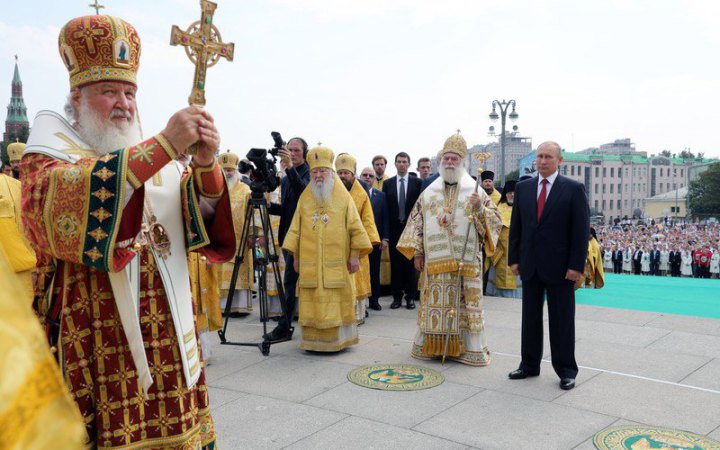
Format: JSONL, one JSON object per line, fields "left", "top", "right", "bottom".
{"left": 488, "top": 99, "right": 519, "bottom": 186}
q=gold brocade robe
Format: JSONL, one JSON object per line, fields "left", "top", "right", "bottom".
{"left": 375, "top": 174, "right": 391, "bottom": 286}
{"left": 577, "top": 237, "right": 605, "bottom": 289}
{"left": 282, "top": 176, "right": 372, "bottom": 351}
{"left": 189, "top": 252, "right": 222, "bottom": 332}
{"left": 485, "top": 202, "right": 518, "bottom": 290}
{"left": 219, "top": 181, "right": 254, "bottom": 312}
{"left": 0, "top": 174, "right": 36, "bottom": 300}
{"left": 489, "top": 188, "right": 501, "bottom": 205}
{"left": 0, "top": 246, "right": 85, "bottom": 450}
{"left": 348, "top": 179, "right": 380, "bottom": 300}
{"left": 397, "top": 176, "right": 502, "bottom": 366}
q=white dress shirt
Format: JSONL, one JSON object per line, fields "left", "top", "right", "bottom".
{"left": 537, "top": 170, "right": 559, "bottom": 200}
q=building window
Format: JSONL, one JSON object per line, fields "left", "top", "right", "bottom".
{"left": 602, "top": 200, "right": 606, "bottom": 210}
{"left": 610, "top": 168, "right": 614, "bottom": 177}
{"left": 571, "top": 165, "right": 575, "bottom": 176}
{"left": 618, "top": 184, "right": 622, "bottom": 194}
{"left": 674, "top": 168, "right": 677, "bottom": 176}
{"left": 603, "top": 167, "right": 607, "bottom": 177}
{"left": 667, "top": 183, "right": 670, "bottom": 191}
{"left": 659, "top": 168, "right": 663, "bottom": 177}
{"left": 681, "top": 169, "right": 684, "bottom": 177}
{"left": 595, "top": 200, "right": 599, "bottom": 210}
{"left": 624, "top": 200, "right": 628, "bottom": 208}
{"left": 610, "top": 184, "right": 614, "bottom": 194}
{"left": 609, "top": 200, "right": 613, "bottom": 210}
{"left": 595, "top": 184, "right": 598, "bottom": 194}
{"left": 603, "top": 185, "right": 606, "bottom": 194}
{"left": 595, "top": 167, "right": 599, "bottom": 178}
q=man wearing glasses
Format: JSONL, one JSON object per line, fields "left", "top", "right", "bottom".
{"left": 361, "top": 167, "right": 390, "bottom": 311}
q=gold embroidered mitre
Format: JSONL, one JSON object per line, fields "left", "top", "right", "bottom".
{"left": 59, "top": 15, "right": 141, "bottom": 89}
{"left": 441, "top": 132, "right": 468, "bottom": 158}
{"left": 7, "top": 140, "right": 25, "bottom": 162}
{"left": 218, "top": 151, "right": 240, "bottom": 170}
{"left": 335, "top": 153, "right": 357, "bottom": 174}
{"left": 307, "top": 146, "right": 334, "bottom": 171}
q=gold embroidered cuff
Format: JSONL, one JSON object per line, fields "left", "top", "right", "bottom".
{"left": 155, "top": 134, "right": 179, "bottom": 160}
{"left": 193, "top": 161, "right": 224, "bottom": 198}
{"left": 126, "top": 136, "right": 176, "bottom": 189}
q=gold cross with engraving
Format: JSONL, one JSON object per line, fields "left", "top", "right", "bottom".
{"left": 88, "top": 0, "right": 105, "bottom": 15}
{"left": 311, "top": 212, "right": 321, "bottom": 230}
{"left": 472, "top": 152, "right": 492, "bottom": 175}
{"left": 170, "top": 0, "right": 234, "bottom": 108}
{"left": 75, "top": 17, "right": 106, "bottom": 54}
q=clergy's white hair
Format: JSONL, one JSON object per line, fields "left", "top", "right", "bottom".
{"left": 439, "top": 154, "right": 469, "bottom": 184}
{"left": 225, "top": 169, "right": 240, "bottom": 189}
{"left": 65, "top": 89, "right": 143, "bottom": 155}
{"left": 311, "top": 171, "right": 335, "bottom": 202}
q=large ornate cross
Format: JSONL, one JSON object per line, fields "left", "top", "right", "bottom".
{"left": 170, "top": 0, "right": 234, "bottom": 107}
{"left": 88, "top": 0, "right": 105, "bottom": 15}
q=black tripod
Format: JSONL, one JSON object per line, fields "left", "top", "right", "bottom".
{"left": 217, "top": 190, "right": 294, "bottom": 355}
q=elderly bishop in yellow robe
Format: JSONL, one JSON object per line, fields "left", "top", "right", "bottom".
{"left": 217, "top": 152, "right": 255, "bottom": 316}
{"left": 282, "top": 146, "right": 372, "bottom": 352}
{"left": 336, "top": 153, "right": 380, "bottom": 324}
{"left": 397, "top": 133, "right": 502, "bottom": 366}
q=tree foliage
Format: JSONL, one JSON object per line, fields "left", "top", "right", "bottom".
{"left": 687, "top": 163, "right": 720, "bottom": 215}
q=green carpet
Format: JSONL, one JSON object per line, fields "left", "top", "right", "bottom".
{"left": 576, "top": 273, "right": 720, "bottom": 319}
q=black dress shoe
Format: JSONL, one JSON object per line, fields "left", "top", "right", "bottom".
{"left": 406, "top": 299, "right": 415, "bottom": 310}
{"left": 264, "top": 327, "right": 292, "bottom": 341}
{"left": 368, "top": 300, "right": 382, "bottom": 311}
{"left": 508, "top": 368, "right": 540, "bottom": 380}
{"left": 560, "top": 378, "right": 575, "bottom": 390}
{"left": 390, "top": 298, "right": 402, "bottom": 309}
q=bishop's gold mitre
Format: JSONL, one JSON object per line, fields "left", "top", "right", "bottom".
{"left": 307, "top": 146, "right": 335, "bottom": 171}
{"left": 441, "top": 132, "right": 468, "bottom": 158}
{"left": 335, "top": 153, "right": 357, "bottom": 175}
{"left": 218, "top": 151, "right": 240, "bottom": 170}
{"left": 7, "top": 140, "right": 26, "bottom": 162}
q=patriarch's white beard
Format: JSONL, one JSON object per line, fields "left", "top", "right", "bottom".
{"left": 311, "top": 176, "right": 335, "bottom": 202}
{"left": 439, "top": 165, "right": 461, "bottom": 184}
{"left": 75, "top": 97, "right": 143, "bottom": 155}
{"left": 226, "top": 170, "right": 240, "bottom": 189}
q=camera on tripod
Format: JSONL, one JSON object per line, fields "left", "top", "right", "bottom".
{"left": 246, "top": 131, "right": 284, "bottom": 196}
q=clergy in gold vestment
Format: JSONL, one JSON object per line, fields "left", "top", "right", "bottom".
{"left": 576, "top": 228, "right": 605, "bottom": 290}
{"left": 0, "top": 245, "right": 85, "bottom": 450}
{"left": 485, "top": 180, "right": 522, "bottom": 298}
{"left": 481, "top": 170, "right": 502, "bottom": 205}
{"left": 336, "top": 153, "right": 380, "bottom": 324}
{"left": 397, "top": 133, "right": 502, "bottom": 366}
{"left": 282, "top": 146, "right": 372, "bottom": 352}
{"left": 218, "top": 152, "right": 254, "bottom": 315}
{"left": 0, "top": 155, "right": 36, "bottom": 300}
{"left": 20, "top": 15, "right": 235, "bottom": 449}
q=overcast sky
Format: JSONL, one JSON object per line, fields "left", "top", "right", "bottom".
{"left": 1, "top": 0, "right": 718, "bottom": 175}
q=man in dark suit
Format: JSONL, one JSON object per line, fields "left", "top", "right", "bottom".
{"left": 383, "top": 152, "right": 422, "bottom": 309}
{"left": 361, "top": 167, "right": 390, "bottom": 311}
{"left": 669, "top": 248, "right": 682, "bottom": 277}
{"left": 649, "top": 246, "right": 661, "bottom": 275}
{"left": 633, "top": 248, "right": 643, "bottom": 275}
{"left": 612, "top": 247, "right": 624, "bottom": 274}
{"left": 508, "top": 141, "right": 589, "bottom": 391}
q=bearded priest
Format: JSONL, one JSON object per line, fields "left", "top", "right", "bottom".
{"left": 282, "top": 146, "right": 372, "bottom": 351}
{"left": 336, "top": 153, "right": 380, "bottom": 324}
{"left": 397, "top": 132, "right": 502, "bottom": 366}
{"left": 217, "top": 151, "right": 255, "bottom": 317}
{"left": 20, "top": 14, "right": 235, "bottom": 449}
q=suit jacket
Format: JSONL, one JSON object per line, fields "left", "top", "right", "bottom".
{"left": 650, "top": 250, "right": 661, "bottom": 263}
{"left": 382, "top": 175, "right": 422, "bottom": 242}
{"left": 508, "top": 174, "right": 590, "bottom": 284}
{"left": 612, "top": 250, "right": 624, "bottom": 262}
{"left": 369, "top": 187, "right": 390, "bottom": 242}
{"left": 420, "top": 173, "right": 439, "bottom": 193}
{"left": 669, "top": 251, "right": 682, "bottom": 265}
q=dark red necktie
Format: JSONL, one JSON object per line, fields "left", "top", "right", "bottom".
{"left": 537, "top": 178, "right": 548, "bottom": 220}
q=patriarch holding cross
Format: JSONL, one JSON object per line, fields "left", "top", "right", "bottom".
{"left": 20, "top": 3, "right": 235, "bottom": 448}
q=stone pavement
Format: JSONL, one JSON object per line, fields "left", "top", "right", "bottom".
{"left": 204, "top": 296, "right": 720, "bottom": 449}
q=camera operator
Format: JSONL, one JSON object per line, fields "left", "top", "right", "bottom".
{"left": 238, "top": 158, "right": 253, "bottom": 186}
{"left": 265, "top": 137, "right": 310, "bottom": 341}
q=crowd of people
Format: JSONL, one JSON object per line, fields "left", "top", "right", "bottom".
{"left": 597, "top": 223, "right": 720, "bottom": 278}
{"left": 1, "top": 10, "right": 715, "bottom": 450}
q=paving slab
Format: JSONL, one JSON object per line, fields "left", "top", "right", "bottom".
{"left": 211, "top": 354, "right": 356, "bottom": 403}
{"left": 211, "top": 393, "right": 346, "bottom": 449}
{"left": 577, "top": 305, "right": 660, "bottom": 326}
{"left": 483, "top": 308, "right": 523, "bottom": 330}
{"left": 485, "top": 325, "right": 551, "bottom": 358}
{"left": 287, "top": 416, "right": 467, "bottom": 450}
{"left": 204, "top": 343, "right": 270, "bottom": 383}
{"left": 574, "top": 319, "right": 670, "bottom": 347}
{"left": 354, "top": 315, "right": 421, "bottom": 340}
{"left": 414, "top": 390, "right": 615, "bottom": 449}
{"left": 286, "top": 415, "right": 468, "bottom": 450}
{"left": 646, "top": 330, "right": 720, "bottom": 359}
{"left": 554, "top": 372, "right": 720, "bottom": 435}
{"left": 575, "top": 338, "right": 710, "bottom": 382}
{"left": 483, "top": 296, "right": 523, "bottom": 313}
{"left": 645, "top": 314, "right": 720, "bottom": 337}
{"left": 443, "top": 353, "right": 601, "bottom": 402}
{"left": 305, "top": 379, "right": 481, "bottom": 428}
{"left": 679, "top": 358, "right": 720, "bottom": 391}
{"left": 207, "top": 386, "right": 247, "bottom": 409}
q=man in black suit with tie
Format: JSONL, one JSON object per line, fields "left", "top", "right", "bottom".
{"left": 612, "top": 246, "right": 624, "bottom": 274}
{"left": 508, "top": 141, "right": 589, "bottom": 391}
{"left": 669, "top": 248, "right": 682, "bottom": 277}
{"left": 649, "top": 245, "right": 661, "bottom": 275}
{"left": 360, "top": 167, "right": 390, "bottom": 311}
{"left": 383, "top": 152, "right": 422, "bottom": 309}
